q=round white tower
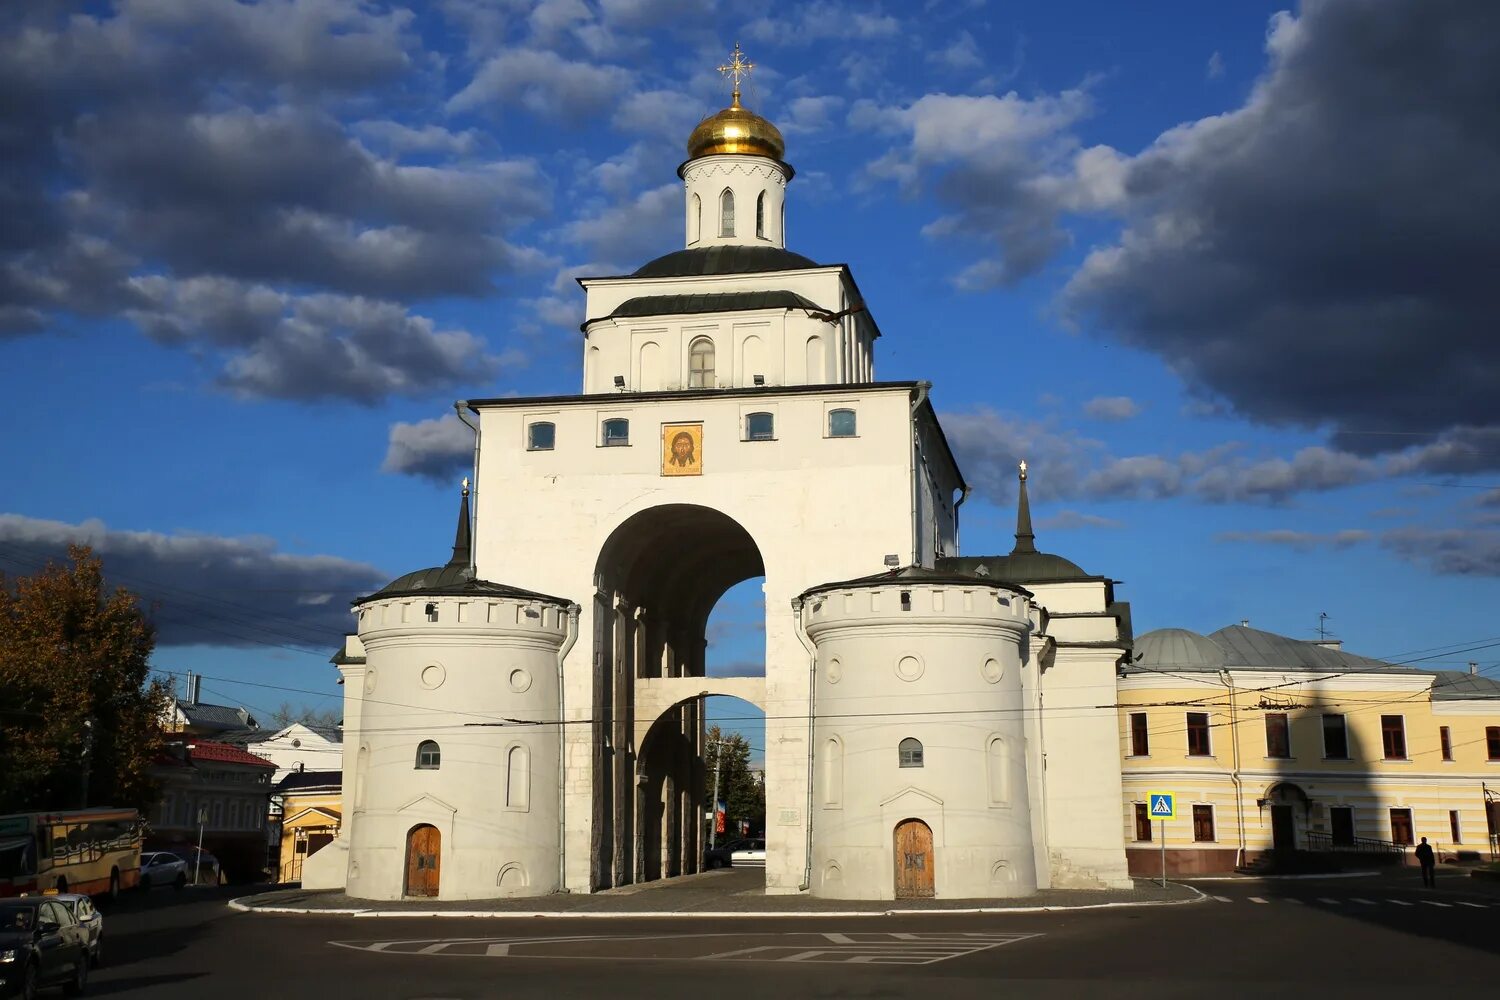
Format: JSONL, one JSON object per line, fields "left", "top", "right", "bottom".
{"left": 680, "top": 44, "right": 792, "bottom": 249}
{"left": 799, "top": 569, "right": 1038, "bottom": 900}
{"left": 343, "top": 486, "right": 578, "bottom": 901}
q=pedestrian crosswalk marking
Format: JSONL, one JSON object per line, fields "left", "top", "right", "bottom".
{"left": 1351, "top": 898, "right": 1376, "bottom": 905}
{"left": 1249, "top": 896, "right": 1268, "bottom": 903}
{"left": 1316, "top": 898, "right": 1339, "bottom": 905}
{"left": 1420, "top": 900, "right": 1452, "bottom": 908}
{"left": 1386, "top": 899, "right": 1413, "bottom": 906}
{"left": 1205, "top": 895, "right": 1500, "bottom": 909}
{"left": 1211, "top": 895, "right": 1232, "bottom": 903}
{"left": 1455, "top": 901, "right": 1487, "bottom": 908}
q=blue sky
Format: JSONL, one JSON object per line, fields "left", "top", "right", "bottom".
{"left": 3, "top": 1, "right": 1498, "bottom": 754}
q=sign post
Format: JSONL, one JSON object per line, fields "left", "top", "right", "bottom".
{"left": 1148, "top": 792, "right": 1176, "bottom": 889}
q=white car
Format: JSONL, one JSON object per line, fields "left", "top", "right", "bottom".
{"left": 52, "top": 892, "right": 103, "bottom": 967}
{"left": 729, "top": 839, "right": 767, "bottom": 867}
{"left": 139, "top": 851, "right": 188, "bottom": 889}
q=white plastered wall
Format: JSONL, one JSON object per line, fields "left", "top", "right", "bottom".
{"left": 472, "top": 384, "right": 934, "bottom": 894}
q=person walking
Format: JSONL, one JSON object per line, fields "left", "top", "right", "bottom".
{"left": 1414, "top": 836, "right": 1436, "bottom": 888}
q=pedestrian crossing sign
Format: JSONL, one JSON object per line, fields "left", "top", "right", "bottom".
{"left": 1148, "top": 792, "right": 1175, "bottom": 820}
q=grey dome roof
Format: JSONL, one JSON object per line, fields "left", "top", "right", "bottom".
{"left": 1133, "top": 628, "right": 1226, "bottom": 671}
{"left": 355, "top": 563, "right": 568, "bottom": 605}
{"left": 631, "top": 245, "right": 822, "bottom": 278}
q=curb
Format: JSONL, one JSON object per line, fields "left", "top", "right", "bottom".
{"left": 228, "top": 884, "right": 1205, "bottom": 919}
{"left": 1178, "top": 871, "right": 1380, "bottom": 882}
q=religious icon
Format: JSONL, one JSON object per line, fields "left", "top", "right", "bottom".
{"left": 661, "top": 423, "right": 703, "bottom": 476}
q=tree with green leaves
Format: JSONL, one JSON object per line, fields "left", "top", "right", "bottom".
{"left": 0, "top": 545, "right": 168, "bottom": 813}
{"left": 704, "top": 725, "right": 765, "bottom": 839}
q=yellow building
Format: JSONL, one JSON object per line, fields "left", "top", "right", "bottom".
{"left": 273, "top": 771, "right": 342, "bottom": 884}
{"left": 1118, "top": 626, "right": 1500, "bottom": 876}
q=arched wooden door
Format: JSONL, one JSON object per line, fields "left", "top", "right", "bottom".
{"left": 405, "top": 824, "right": 441, "bottom": 898}
{"left": 893, "top": 819, "right": 934, "bottom": 899}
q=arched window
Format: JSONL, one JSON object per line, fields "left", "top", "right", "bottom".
{"left": 719, "top": 188, "right": 735, "bottom": 237}
{"left": 688, "top": 337, "right": 715, "bottom": 388}
{"left": 746, "top": 411, "right": 774, "bottom": 441}
{"left": 822, "top": 737, "right": 843, "bottom": 807}
{"left": 756, "top": 191, "right": 766, "bottom": 239}
{"left": 987, "top": 735, "right": 1010, "bottom": 805}
{"left": 415, "top": 740, "right": 441, "bottom": 769}
{"left": 898, "top": 737, "right": 924, "bottom": 768}
{"left": 690, "top": 193, "right": 701, "bottom": 243}
{"left": 602, "top": 418, "right": 630, "bottom": 447}
{"left": 527, "top": 421, "right": 555, "bottom": 451}
{"left": 829, "top": 408, "right": 857, "bottom": 437}
{"left": 506, "top": 745, "right": 531, "bottom": 810}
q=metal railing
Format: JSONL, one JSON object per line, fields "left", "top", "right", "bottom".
{"left": 1303, "top": 830, "right": 1406, "bottom": 857}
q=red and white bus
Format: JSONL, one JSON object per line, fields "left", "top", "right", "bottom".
{"left": 0, "top": 808, "right": 143, "bottom": 898}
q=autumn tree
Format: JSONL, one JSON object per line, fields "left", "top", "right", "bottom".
{"left": 704, "top": 725, "right": 765, "bottom": 839}
{"left": 0, "top": 545, "right": 168, "bottom": 813}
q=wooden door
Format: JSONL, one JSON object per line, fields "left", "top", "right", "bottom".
{"left": 893, "top": 819, "right": 934, "bottom": 899}
{"left": 1271, "top": 806, "right": 1295, "bottom": 853}
{"left": 405, "top": 824, "right": 440, "bottom": 897}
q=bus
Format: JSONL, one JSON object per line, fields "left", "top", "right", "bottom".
{"left": 0, "top": 808, "right": 143, "bottom": 899}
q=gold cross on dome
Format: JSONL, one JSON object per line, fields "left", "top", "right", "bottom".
{"left": 718, "top": 42, "right": 754, "bottom": 106}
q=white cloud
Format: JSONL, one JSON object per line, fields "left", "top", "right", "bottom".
{"left": 448, "top": 48, "right": 632, "bottom": 119}
{"left": 1083, "top": 395, "right": 1141, "bottom": 421}
{"left": 383, "top": 414, "right": 475, "bottom": 483}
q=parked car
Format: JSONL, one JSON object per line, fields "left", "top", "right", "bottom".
{"left": 50, "top": 894, "right": 102, "bottom": 968}
{"left": 169, "top": 848, "right": 221, "bottom": 885}
{"left": 0, "top": 896, "right": 90, "bottom": 998}
{"left": 138, "top": 851, "right": 188, "bottom": 889}
{"left": 729, "top": 838, "right": 767, "bottom": 868}
{"left": 703, "top": 839, "right": 747, "bottom": 869}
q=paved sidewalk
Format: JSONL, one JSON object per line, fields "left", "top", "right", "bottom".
{"left": 230, "top": 867, "right": 1200, "bottom": 917}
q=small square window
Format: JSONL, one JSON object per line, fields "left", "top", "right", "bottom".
{"left": 528, "top": 422, "right": 555, "bottom": 450}
{"left": 602, "top": 418, "right": 630, "bottom": 447}
{"left": 828, "top": 408, "right": 856, "bottom": 437}
{"left": 746, "top": 411, "right": 774, "bottom": 441}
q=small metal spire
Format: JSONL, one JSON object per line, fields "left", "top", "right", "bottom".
{"left": 718, "top": 42, "right": 754, "bottom": 107}
{"left": 446, "top": 478, "right": 473, "bottom": 570}
{"left": 1012, "top": 460, "right": 1037, "bottom": 555}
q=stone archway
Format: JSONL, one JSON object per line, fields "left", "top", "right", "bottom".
{"left": 591, "top": 504, "right": 765, "bottom": 890}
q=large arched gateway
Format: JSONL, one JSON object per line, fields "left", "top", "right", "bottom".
{"left": 591, "top": 504, "right": 766, "bottom": 888}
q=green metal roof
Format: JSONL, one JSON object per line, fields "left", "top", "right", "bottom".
{"left": 586, "top": 290, "right": 823, "bottom": 329}
{"left": 627, "top": 245, "right": 823, "bottom": 278}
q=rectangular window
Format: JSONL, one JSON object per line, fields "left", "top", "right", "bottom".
{"left": 1129, "top": 712, "right": 1149, "bottom": 756}
{"left": 1381, "top": 715, "right": 1407, "bottom": 760}
{"left": 1192, "top": 804, "right": 1216, "bottom": 843}
{"left": 1440, "top": 726, "right": 1453, "bottom": 761}
{"left": 1264, "top": 713, "right": 1290, "bottom": 759}
{"left": 527, "top": 422, "right": 555, "bottom": 451}
{"left": 1390, "top": 808, "right": 1414, "bottom": 846}
{"left": 1134, "top": 803, "right": 1152, "bottom": 842}
{"left": 745, "top": 411, "right": 774, "bottom": 441}
{"left": 827, "top": 408, "right": 857, "bottom": 437}
{"left": 1488, "top": 726, "right": 1500, "bottom": 761}
{"left": 1330, "top": 806, "right": 1354, "bottom": 846}
{"left": 1322, "top": 714, "right": 1349, "bottom": 759}
{"left": 602, "top": 418, "right": 630, "bottom": 447}
{"left": 1450, "top": 810, "right": 1462, "bottom": 844}
{"left": 1186, "top": 712, "right": 1211, "bottom": 756}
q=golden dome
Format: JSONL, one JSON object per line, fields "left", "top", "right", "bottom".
{"left": 687, "top": 97, "right": 786, "bottom": 162}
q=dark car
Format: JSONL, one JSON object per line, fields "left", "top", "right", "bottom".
{"left": 49, "top": 896, "right": 101, "bottom": 969}
{"left": 0, "top": 897, "right": 90, "bottom": 998}
{"left": 703, "top": 839, "right": 748, "bottom": 869}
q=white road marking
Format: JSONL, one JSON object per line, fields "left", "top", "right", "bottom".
{"left": 1386, "top": 899, "right": 1414, "bottom": 906}
{"left": 1454, "top": 901, "right": 1488, "bottom": 908}
{"left": 822, "top": 933, "right": 856, "bottom": 944}
{"left": 1211, "top": 895, "right": 1232, "bottom": 903}
{"left": 1316, "top": 898, "right": 1340, "bottom": 905}
{"left": 1350, "top": 898, "right": 1377, "bottom": 905}
{"left": 1284, "top": 898, "right": 1304, "bottom": 905}
{"left": 1248, "top": 896, "right": 1269, "bottom": 904}
{"left": 1420, "top": 900, "right": 1452, "bottom": 908}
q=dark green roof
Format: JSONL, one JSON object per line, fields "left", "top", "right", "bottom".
{"left": 352, "top": 563, "right": 570, "bottom": 607}
{"left": 629, "top": 245, "right": 823, "bottom": 278}
{"left": 937, "top": 553, "right": 1100, "bottom": 584}
{"left": 586, "top": 290, "right": 822, "bottom": 328}
{"left": 800, "top": 564, "right": 1032, "bottom": 601}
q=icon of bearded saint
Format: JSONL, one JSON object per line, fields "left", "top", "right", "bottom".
{"left": 663, "top": 426, "right": 702, "bottom": 475}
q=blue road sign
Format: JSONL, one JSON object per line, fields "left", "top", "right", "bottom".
{"left": 1148, "top": 792, "right": 1175, "bottom": 820}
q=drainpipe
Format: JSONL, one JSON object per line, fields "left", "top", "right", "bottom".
{"left": 454, "top": 402, "right": 480, "bottom": 568}
{"left": 557, "top": 604, "right": 581, "bottom": 892}
{"left": 908, "top": 382, "right": 931, "bottom": 566}
{"left": 1219, "top": 668, "right": 1247, "bottom": 869}
{"left": 792, "top": 596, "right": 817, "bottom": 892}
{"left": 952, "top": 485, "right": 971, "bottom": 557}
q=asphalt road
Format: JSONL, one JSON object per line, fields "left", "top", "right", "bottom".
{"left": 79, "top": 870, "right": 1500, "bottom": 999}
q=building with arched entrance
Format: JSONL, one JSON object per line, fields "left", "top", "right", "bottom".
{"left": 308, "top": 50, "right": 1135, "bottom": 902}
